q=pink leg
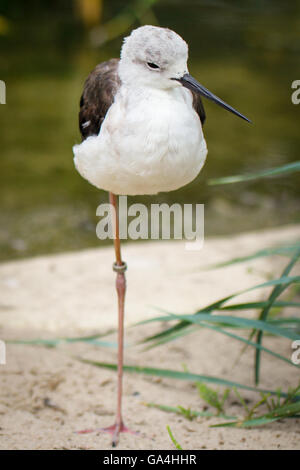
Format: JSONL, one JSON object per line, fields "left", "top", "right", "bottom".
{"left": 105, "top": 262, "right": 127, "bottom": 446}
{"left": 77, "top": 193, "right": 137, "bottom": 447}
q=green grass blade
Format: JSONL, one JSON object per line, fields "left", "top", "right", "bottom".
{"left": 146, "top": 402, "right": 215, "bottom": 418}
{"left": 7, "top": 338, "right": 60, "bottom": 348}
{"left": 8, "top": 332, "right": 116, "bottom": 348}
{"left": 268, "top": 317, "right": 300, "bottom": 325}
{"left": 210, "top": 421, "right": 240, "bottom": 428}
{"left": 143, "top": 325, "right": 197, "bottom": 351}
{"left": 208, "top": 242, "right": 300, "bottom": 269}
{"left": 181, "top": 319, "right": 297, "bottom": 367}
{"left": 167, "top": 426, "right": 182, "bottom": 450}
{"left": 141, "top": 312, "right": 300, "bottom": 341}
{"left": 140, "top": 275, "right": 300, "bottom": 348}
{"left": 255, "top": 249, "right": 300, "bottom": 384}
{"left": 145, "top": 402, "right": 236, "bottom": 420}
{"left": 219, "top": 301, "right": 300, "bottom": 311}
{"left": 165, "top": 313, "right": 300, "bottom": 341}
{"left": 208, "top": 161, "right": 300, "bottom": 185}
{"left": 264, "top": 400, "right": 300, "bottom": 419}
{"left": 240, "top": 417, "right": 280, "bottom": 427}
{"left": 77, "top": 358, "right": 300, "bottom": 398}
{"left": 218, "top": 400, "right": 300, "bottom": 428}
{"left": 197, "top": 382, "right": 222, "bottom": 412}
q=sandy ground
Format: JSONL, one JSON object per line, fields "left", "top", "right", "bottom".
{"left": 0, "top": 225, "right": 299, "bottom": 450}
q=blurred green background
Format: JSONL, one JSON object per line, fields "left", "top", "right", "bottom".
{"left": 0, "top": 0, "right": 299, "bottom": 261}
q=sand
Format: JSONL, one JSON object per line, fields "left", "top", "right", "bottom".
{"left": 0, "top": 225, "right": 299, "bottom": 450}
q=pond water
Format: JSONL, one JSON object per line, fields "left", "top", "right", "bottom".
{"left": 0, "top": 0, "right": 299, "bottom": 261}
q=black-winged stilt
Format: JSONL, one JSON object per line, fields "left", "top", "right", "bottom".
{"left": 73, "top": 25, "right": 250, "bottom": 446}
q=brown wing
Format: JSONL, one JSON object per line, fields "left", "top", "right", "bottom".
{"left": 79, "top": 58, "right": 121, "bottom": 141}
{"left": 191, "top": 92, "right": 206, "bottom": 126}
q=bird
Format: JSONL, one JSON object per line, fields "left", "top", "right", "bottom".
{"left": 73, "top": 25, "right": 250, "bottom": 447}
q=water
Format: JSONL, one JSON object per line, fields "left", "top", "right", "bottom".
{"left": 0, "top": 0, "right": 299, "bottom": 261}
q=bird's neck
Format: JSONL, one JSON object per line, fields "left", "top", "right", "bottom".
{"left": 119, "top": 83, "right": 186, "bottom": 105}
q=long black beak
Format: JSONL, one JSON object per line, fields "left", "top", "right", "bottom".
{"left": 174, "top": 73, "right": 251, "bottom": 123}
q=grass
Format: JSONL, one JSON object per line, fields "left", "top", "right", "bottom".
{"left": 167, "top": 426, "right": 183, "bottom": 450}
{"left": 137, "top": 243, "right": 300, "bottom": 385}
{"left": 5, "top": 160, "right": 300, "bottom": 439}
{"left": 146, "top": 381, "right": 300, "bottom": 430}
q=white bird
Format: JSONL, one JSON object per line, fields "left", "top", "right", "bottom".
{"left": 73, "top": 25, "right": 250, "bottom": 447}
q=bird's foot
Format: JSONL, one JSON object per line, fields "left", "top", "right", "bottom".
{"left": 76, "top": 421, "right": 139, "bottom": 447}
{"left": 103, "top": 421, "right": 139, "bottom": 447}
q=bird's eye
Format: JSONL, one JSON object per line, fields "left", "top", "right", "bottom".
{"left": 147, "top": 62, "right": 160, "bottom": 70}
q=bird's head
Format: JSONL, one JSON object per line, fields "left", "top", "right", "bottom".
{"left": 119, "top": 25, "right": 251, "bottom": 123}
{"left": 119, "top": 25, "right": 189, "bottom": 90}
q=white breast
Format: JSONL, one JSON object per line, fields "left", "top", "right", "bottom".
{"left": 73, "top": 85, "right": 207, "bottom": 195}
